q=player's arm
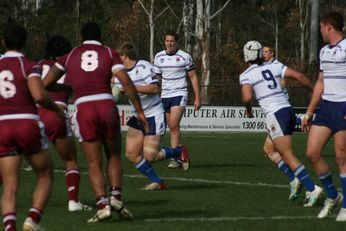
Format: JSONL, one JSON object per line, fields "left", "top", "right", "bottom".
{"left": 241, "top": 84, "right": 254, "bottom": 118}
{"left": 301, "top": 72, "right": 324, "bottom": 132}
{"left": 187, "top": 69, "right": 201, "bottom": 110}
{"left": 28, "top": 76, "right": 64, "bottom": 118}
{"left": 114, "top": 69, "right": 148, "bottom": 131}
{"left": 42, "top": 65, "right": 71, "bottom": 92}
{"left": 136, "top": 83, "right": 159, "bottom": 94}
{"left": 284, "top": 68, "right": 313, "bottom": 91}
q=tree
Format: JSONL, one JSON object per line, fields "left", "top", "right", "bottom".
{"left": 309, "top": 0, "right": 319, "bottom": 65}
{"left": 194, "top": 0, "right": 230, "bottom": 104}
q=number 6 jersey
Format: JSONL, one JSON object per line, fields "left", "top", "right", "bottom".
{"left": 239, "top": 60, "right": 290, "bottom": 115}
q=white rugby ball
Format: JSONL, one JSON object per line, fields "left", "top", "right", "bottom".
{"left": 112, "top": 85, "right": 121, "bottom": 102}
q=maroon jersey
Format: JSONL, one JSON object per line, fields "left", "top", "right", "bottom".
{"left": 38, "top": 58, "right": 69, "bottom": 107}
{"left": 55, "top": 41, "right": 125, "bottom": 102}
{"left": 0, "top": 52, "right": 41, "bottom": 117}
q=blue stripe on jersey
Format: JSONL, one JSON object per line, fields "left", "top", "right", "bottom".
{"left": 257, "top": 91, "right": 283, "bottom": 100}
{"left": 162, "top": 75, "right": 186, "bottom": 80}
{"left": 162, "top": 87, "right": 187, "bottom": 91}
{"left": 160, "top": 65, "right": 187, "bottom": 69}
{"left": 240, "top": 79, "right": 250, "bottom": 84}
{"left": 321, "top": 61, "right": 346, "bottom": 64}
{"left": 143, "top": 73, "right": 156, "bottom": 80}
{"left": 324, "top": 75, "right": 346, "bottom": 79}
{"left": 253, "top": 79, "right": 265, "bottom": 86}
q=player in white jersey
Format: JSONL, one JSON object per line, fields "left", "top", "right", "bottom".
{"left": 261, "top": 46, "right": 312, "bottom": 201}
{"left": 154, "top": 31, "right": 201, "bottom": 169}
{"left": 115, "top": 43, "right": 190, "bottom": 190}
{"left": 302, "top": 11, "right": 346, "bottom": 221}
{"left": 240, "top": 40, "right": 322, "bottom": 207}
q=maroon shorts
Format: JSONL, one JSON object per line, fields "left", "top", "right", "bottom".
{"left": 0, "top": 119, "right": 48, "bottom": 157}
{"left": 38, "top": 108, "right": 72, "bottom": 142}
{"left": 74, "top": 100, "right": 120, "bottom": 141}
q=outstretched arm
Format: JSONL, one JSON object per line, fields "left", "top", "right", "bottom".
{"left": 284, "top": 68, "right": 314, "bottom": 91}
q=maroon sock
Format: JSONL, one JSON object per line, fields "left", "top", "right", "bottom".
{"left": 65, "top": 169, "right": 80, "bottom": 202}
{"left": 109, "top": 186, "right": 122, "bottom": 201}
{"left": 96, "top": 195, "right": 109, "bottom": 210}
{"left": 3, "top": 212, "right": 16, "bottom": 231}
{"left": 27, "top": 208, "right": 41, "bottom": 224}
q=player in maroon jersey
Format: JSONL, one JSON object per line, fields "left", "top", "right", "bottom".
{"left": 43, "top": 22, "right": 148, "bottom": 222}
{"left": 0, "top": 24, "right": 63, "bottom": 231}
{"left": 38, "top": 36, "right": 91, "bottom": 212}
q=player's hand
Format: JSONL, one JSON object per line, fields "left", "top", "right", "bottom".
{"left": 137, "top": 113, "right": 149, "bottom": 134}
{"left": 246, "top": 109, "right": 254, "bottom": 118}
{"left": 194, "top": 98, "right": 201, "bottom": 111}
{"left": 301, "top": 113, "right": 313, "bottom": 132}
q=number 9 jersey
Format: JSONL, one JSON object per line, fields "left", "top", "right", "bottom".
{"left": 239, "top": 60, "right": 291, "bottom": 115}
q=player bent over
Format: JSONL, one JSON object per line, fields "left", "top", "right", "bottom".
{"left": 0, "top": 23, "right": 63, "bottom": 231}
{"left": 240, "top": 40, "right": 322, "bottom": 207}
{"left": 115, "top": 43, "right": 190, "bottom": 190}
{"left": 38, "top": 36, "right": 91, "bottom": 212}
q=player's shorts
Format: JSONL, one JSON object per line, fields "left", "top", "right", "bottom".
{"left": 127, "top": 113, "right": 166, "bottom": 136}
{"left": 38, "top": 108, "right": 73, "bottom": 142}
{"left": 312, "top": 99, "right": 346, "bottom": 134}
{"left": 0, "top": 119, "right": 48, "bottom": 157}
{"left": 162, "top": 95, "right": 188, "bottom": 113}
{"left": 74, "top": 99, "right": 120, "bottom": 142}
{"left": 266, "top": 107, "right": 296, "bottom": 140}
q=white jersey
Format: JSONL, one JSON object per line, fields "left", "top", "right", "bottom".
{"left": 264, "top": 59, "right": 289, "bottom": 100}
{"left": 154, "top": 49, "right": 195, "bottom": 98}
{"left": 320, "top": 38, "right": 346, "bottom": 102}
{"left": 115, "top": 60, "right": 164, "bottom": 117}
{"left": 239, "top": 60, "right": 290, "bottom": 115}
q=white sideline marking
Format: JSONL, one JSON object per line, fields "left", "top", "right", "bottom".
{"left": 144, "top": 215, "right": 318, "bottom": 222}
{"left": 47, "top": 169, "right": 288, "bottom": 189}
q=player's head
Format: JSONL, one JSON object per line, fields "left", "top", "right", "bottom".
{"left": 81, "top": 22, "right": 101, "bottom": 42}
{"left": 164, "top": 30, "right": 178, "bottom": 54}
{"left": 118, "top": 42, "right": 137, "bottom": 62}
{"left": 320, "top": 11, "right": 344, "bottom": 43}
{"left": 243, "top": 40, "right": 262, "bottom": 64}
{"left": 262, "top": 46, "right": 275, "bottom": 62}
{"left": 2, "top": 23, "right": 27, "bottom": 50}
{"left": 45, "top": 35, "right": 72, "bottom": 59}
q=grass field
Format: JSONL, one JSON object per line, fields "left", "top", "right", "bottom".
{"left": 8, "top": 132, "right": 346, "bottom": 230}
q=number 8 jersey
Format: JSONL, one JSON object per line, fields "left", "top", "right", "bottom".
{"left": 55, "top": 40, "right": 125, "bottom": 101}
{"left": 239, "top": 60, "right": 290, "bottom": 115}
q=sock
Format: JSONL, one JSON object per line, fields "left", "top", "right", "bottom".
{"left": 66, "top": 169, "right": 80, "bottom": 202}
{"left": 340, "top": 173, "right": 346, "bottom": 208}
{"left": 135, "top": 158, "right": 163, "bottom": 183}
{"left": 3, "top": 213, "right": 16, "bottom": 231}
{"left": 109, "top": 187, "right": 122, "bottom": 201}
{"left": 96, "top": 195, "right": 109, "bottom": 210}
{"left": 277, "top": 160, "right": 295, "bottom": 182}
{"left": 318, "top": 171, "right": 338, "bottom": 200}
{"left": 27, "top": 208, "right": 41, "bottom": 224}
{"left": 293, "top": 165, "right": 315, "bottom": 192}
{"left": 161, "top": 146, "right": 182, "bottom": 160}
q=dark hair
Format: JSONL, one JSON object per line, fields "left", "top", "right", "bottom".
{"left": 45, "top": 35, "right": 72, "bottom": 59}
{"left": 320, "top": 11, "right": 344, "bottom": 32}
{"left": 118, "top": 42, "right": 137, "bottom": 60}
{"left": 3, "top": 23, "right": 26, "bottom": 50}
{"left": 165, "top": 30, "right": 178, "bottom": 41}
{"left": 81, "top": 22, "right": 101, "bottom": 41}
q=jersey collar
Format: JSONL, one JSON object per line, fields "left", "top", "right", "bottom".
{"left": 83, "top": 40, "right": 102, "bottom": 45}
{"left": 3, "top": 51, "right": 24, "bottom": 57}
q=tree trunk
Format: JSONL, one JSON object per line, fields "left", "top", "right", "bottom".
{"left": 183, "top": 0, "right": 194, "bottom": 54}
{"left": 309, "top": 0, "right": 319, "bottom": 65}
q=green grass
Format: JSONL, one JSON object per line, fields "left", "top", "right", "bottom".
{"left": 8, "top": 132, "right": 346, "bottom": 230}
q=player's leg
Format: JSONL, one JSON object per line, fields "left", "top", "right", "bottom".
{"left": 264, "top": 136, "right": 301, "bottom": 200}
{"left": 81, "top": 140, "right": 112, "bottom": 223}
{"left": 24, "top": 149, "right": 53, "bottom": 231}
{"left": 104, "top": 135, "right": 133, "bottom": 220}
{"left": 0, "top": 155, "right": 20, "bottom": 231}
{"left": 334, "top": 130, "right": 346, "bottom": 221}
{"left": 54, "top": 136, "right": 91, "bottom": 211}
